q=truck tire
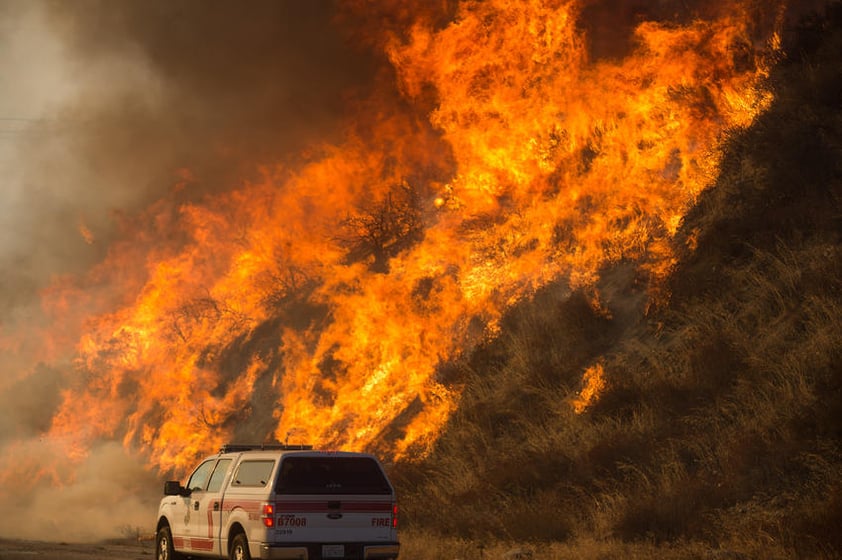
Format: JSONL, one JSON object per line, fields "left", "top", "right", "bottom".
{"left": 156, "top": 525, "right": 183, "bottom": 560}
{"left": 230, "top": 533, "right": 252, "bottom": 560}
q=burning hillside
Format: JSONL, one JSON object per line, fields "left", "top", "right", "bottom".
{"left": 0, "top": 0, "right": 802, "bottom": 540}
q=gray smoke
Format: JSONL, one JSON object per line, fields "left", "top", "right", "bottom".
{"left": 0, "top": 0, "right": 374, "bottom": 324}
{"left": 0, "top": 440, "right": 160, "bottom": 541}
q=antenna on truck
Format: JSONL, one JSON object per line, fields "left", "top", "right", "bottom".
{"left": 219, "top": 443, "right": 313, "bottom": 453}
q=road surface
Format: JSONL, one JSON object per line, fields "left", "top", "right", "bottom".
{"left": 0, "top": 538, "right": 153, "bottom": 560}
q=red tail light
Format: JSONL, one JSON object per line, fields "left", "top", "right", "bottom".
{"left": 392, "top": 503, "right": 398, "bottom": 529}
{"left": 262, "top": 503, "right": 275, "bottom": 528}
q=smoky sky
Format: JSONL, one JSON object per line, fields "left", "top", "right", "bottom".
{"left": 0, "top": 0, "right": 378, "bottom": 324}
{"left": 44, "top": 0, "right": 377, "bottom": 164}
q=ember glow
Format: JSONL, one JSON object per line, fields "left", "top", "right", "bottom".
{"left": 2, "top": 0, "right": 784, "bottom": 495}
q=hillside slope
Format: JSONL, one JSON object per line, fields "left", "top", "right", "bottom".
{"left": 395, "top": 5, "right": 842, "bottom": 557}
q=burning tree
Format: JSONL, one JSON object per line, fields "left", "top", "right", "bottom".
{"left": 338, "top": 181, "right": 425, "bottom": 273}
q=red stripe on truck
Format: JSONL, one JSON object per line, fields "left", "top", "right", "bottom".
{"left": 189, "top": 537, "right": 214, "bottom": 551}
{"left": 222, "top": 499, "right": 262, "bottom": 512}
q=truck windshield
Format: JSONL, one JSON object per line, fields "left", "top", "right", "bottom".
{"left": 275, "top": 457, "right": 392, "bottom": 495}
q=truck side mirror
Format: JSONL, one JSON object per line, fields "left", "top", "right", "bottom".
{"left": 164, "top": 480, "right": 188, "bottom": 496}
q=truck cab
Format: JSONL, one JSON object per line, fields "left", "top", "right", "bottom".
{"left": 155, "top": 444, "right": 399, "bottom": 560}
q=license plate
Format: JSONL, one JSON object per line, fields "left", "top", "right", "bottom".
{"left": 322, "top": 544, "right": 345, "bottom": 558}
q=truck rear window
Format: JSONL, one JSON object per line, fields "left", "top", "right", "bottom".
{"left": 275, "top": 457, "right": 391, "bottom": 495}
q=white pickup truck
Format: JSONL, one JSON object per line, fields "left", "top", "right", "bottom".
{"left": 155, "top": 444, "right": 400, "bottom": 560}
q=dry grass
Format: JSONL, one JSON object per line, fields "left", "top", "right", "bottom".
{"left": 398, "top": 530, "right": 778, "bottom": 560}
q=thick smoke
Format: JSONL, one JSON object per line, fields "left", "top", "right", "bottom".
{"left": 0, "top": 0, "right": 375, "bottom": 324}
{"left": 0, "top": 440, "right": 160, "bottom": 541}
{"left": 0, "top": 0, "right": 376, "bottom": 541}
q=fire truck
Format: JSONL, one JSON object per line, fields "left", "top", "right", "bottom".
{"left": 155, "top": 444, "right": 399, "bottom": 560}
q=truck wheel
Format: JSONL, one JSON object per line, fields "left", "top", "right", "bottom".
{"left": 156, "top": 525, "right": 183, "bottom": 560}
{"left": 230, "top": 533, "right": 252, "bottom": 560}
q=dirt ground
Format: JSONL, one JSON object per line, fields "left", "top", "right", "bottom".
{"left": 0, "top": 538, "right": 154, "bottom": 560}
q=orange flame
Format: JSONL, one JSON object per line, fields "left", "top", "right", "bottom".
{"left": 571, "top": 362, "right": 606, "bottom": 414}
{"left": 79, "top": 220, "right": 95, "bottom": 245}
{"left": 2, "top": 0, "right": 785, "bottom": 479}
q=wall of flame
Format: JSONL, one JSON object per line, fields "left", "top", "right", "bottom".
{"left": 0, "top": 0, "right": 785, "bottom": 481}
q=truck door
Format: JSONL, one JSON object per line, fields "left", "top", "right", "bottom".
{"left": 171, "top": 459, "right": 215, "bottom": 554}
{"left": 191, "top": 458, "right": 233, "bottom": 556}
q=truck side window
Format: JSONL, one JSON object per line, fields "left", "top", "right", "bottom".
{"left": 186, "top": 459, "right": 215, "bottom": 492}
{"left": 232, "top": 460, "right": 275, "bottom": 487}
{"left": 207, "top": 458, "right": 232, "bottom": 493}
